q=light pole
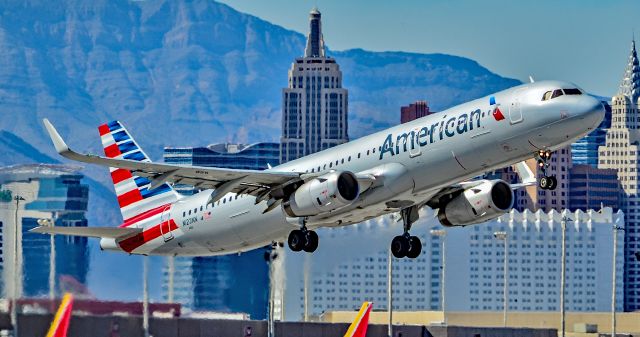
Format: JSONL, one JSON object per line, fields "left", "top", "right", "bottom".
{"left": 142, "top": 256, "right": 150, "bottom": 337}
{"left": 430, "top": 229, "right": 446, "bottom": 324}
{"left": 493, "top": 231, "right": 508, "bottom": 327}
{"left": 167, "top": 256, "right": 174, "bottom": 303}
{"left": 12, "top": 195, "right": 25, "bottom": 337}
{"left": 560, "top": 216, "right": 571, "bottom": 337}
{"left": 37, "top": 217, "right": 56, "bottom": 306}
{"left": 611, "top": 225, "right": 624, "bottom": 337}
{"left": 387, "top": 248, "right": 393, "bottom": 337}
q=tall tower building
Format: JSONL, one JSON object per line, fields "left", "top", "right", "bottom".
{"left": 598, "top": 40, "right": 640, "bottom": 311}
{"left": 280, "top": 8, "right": 348, "bottom": 163}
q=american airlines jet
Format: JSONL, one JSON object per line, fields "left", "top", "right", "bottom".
{"left": 34, "top": 80, "right": 604, "bottom": 259}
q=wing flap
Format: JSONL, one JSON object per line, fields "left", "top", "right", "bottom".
{"left": 30, "top": 226, "right": 142, "bottom": 239}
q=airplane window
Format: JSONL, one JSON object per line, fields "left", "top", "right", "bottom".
{"left": 335, "top": 160, "right": 338, "bottom": 165}
{"left": 358, "top": 153, "right": 361, "bottom": 158}
{"left": 223, "top": 198, "right": 226, "bottom": 204}
{"left": 323, "top": 164, "right": 326, "bottom": 169}
{"left": 183, "top": 211, "right": 186, "bottom": 217}
{"left": 194, "top": 208, "right": 197, "bottom": 213}
{"left": 330, "top": 162, "right": 333, "bottom": 168}
{"left": 188, "top": 210, "right": 191, "bottom": 215}
{"left": 542, "top": 91, "right": 552, "bottom": 101}
{"left": 311, "top": 168, "right": 315, "bottom": 173}
{"left": 373, "top": 148, "right": 376, "bottom": 153}
{"left": 200, "top": 206, "right": 203, "bottom": 211}
{"left": 318, "top": 166, "right": 321, "bottom": 171}
{"left": 341, "top": 158, "right": 344, "bottom": 164}
{"left": 367, "top": 150, "right": 370, "bottom": 155}
{"left": 551, "top": 89, "right": 564, "bottom": 99}
{"left": 563, "top": 88, "right": 582, "bottom": 95}
{"left": 348, "top": 156, "right": 351, "bottom": 161}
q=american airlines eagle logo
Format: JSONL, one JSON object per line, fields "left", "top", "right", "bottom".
{"left": 493, "top": 107, "right": 505, "bottom": 121}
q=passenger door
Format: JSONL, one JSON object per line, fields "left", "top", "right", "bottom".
{"left": 509, "top": 90, "right": 524, "bottom": 124}
{"left": 160, "top": 206, "right": 174, "bottom": 242}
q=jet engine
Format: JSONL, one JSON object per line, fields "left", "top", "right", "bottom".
{"left": 437, "top": 179, "right": 513, "bottom": 227}
{"left": 283, "top": 171, "right": 360, "bottom": 217}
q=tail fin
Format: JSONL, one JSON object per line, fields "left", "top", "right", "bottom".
{"left": 344, "top": 302, "right": 372, "bottom": 337}
{"left": 46, "top": 293, "right": 73, "bottom": 337}
{"left": 98, "top": 121, "right": 179, "bottom": 223}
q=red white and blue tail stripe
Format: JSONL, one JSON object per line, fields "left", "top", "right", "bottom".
{"left": 98, "top": 121, "right": 179, "bottom": 224}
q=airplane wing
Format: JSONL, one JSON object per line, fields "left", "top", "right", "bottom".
{"left": 30, "top": 226, "right": 142, "bottom": 239}
{"left": 43, "top": 119, "right": 300, "bottom": 198}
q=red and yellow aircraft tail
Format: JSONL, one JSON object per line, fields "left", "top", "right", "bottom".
{"left": 344, "top": 302, "right": 372, "bottom": 337}
{"left": 46, "top": 293, "right": 73, "bottom": 337}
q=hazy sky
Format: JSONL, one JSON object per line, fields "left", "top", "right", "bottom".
{"left": 218, "top": 0, "right": 639, "bottom": 97}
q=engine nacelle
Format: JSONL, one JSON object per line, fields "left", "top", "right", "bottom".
{"left": 437, "top": 179, "right": 514, "bottom": 227}
{"left": 283, "top": 171, "right": 360, "bottom": 217}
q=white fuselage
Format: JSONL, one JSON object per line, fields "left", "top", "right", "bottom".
{"left": 102, "top": 80, "right": 604, "bottom": 256}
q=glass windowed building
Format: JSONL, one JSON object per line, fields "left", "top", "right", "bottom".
{"left": 162, "top": 142, "right": 278, "bottom": 318}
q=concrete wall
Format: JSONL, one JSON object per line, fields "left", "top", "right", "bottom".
{"left": 0, "top": 314, "right": 560, "bottom": 337}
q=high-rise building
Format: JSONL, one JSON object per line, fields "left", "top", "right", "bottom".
{"left": 280, "top": 8, "right": 348, "bottom": 163}
{"left": 162, "top": 143, "right": 278, "bottom": 318}
{"left": 284, "top": 208, "right": 624, "bottom": 319}
{"left": 598, "top": 40, "right": 640, "bottom": 311}
{"left": 569, "top": 164, "right": 619, "bottom": 211}
{"left": 400, "top": 101, "right": 433, "bottom": 124}
{"left": 572, "top": 100, "right": 612, "bottom": 167}
{"left": 0, "top": 164, "right": 89, "bottom": 298}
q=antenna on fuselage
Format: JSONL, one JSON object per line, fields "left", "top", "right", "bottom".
{"left": 529, "top": 76, "right": 535, "bottom": 83}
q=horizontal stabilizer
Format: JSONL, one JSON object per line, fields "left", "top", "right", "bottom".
{"left": 30, "top": 226, "right": 142, "bottom": 239}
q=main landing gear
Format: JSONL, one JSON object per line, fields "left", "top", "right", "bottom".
{"left": 536, "top": 150, "right": 557, "bottom": 190}
{"left": 391, "top": 206, "right": 422, "bottom": 259}
{"left": 287, "top": 219, "right": 319, "bottom": 253}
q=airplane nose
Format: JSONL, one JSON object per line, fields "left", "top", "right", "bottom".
{"left": 578, "top": 95, "right": 605, "bottom": 128}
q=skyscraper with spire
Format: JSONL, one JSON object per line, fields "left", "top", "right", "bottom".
{"left": 280, "top": 8, "right": 349, "bottom": 163}
{"left": 598, "top": 39, "right": 640, "bottom": 311}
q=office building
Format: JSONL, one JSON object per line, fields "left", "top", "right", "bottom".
{"left": 571, "top": 100, "right": 612, "bottom": 167}
{"left": 283, "top": 208, "right": 624, "bottom": 319}
{"left": 401, "top": 101, "right": 433, "bottom": 124}
{"left": 280, "top": 8, "right": 349, "bottom": 163}
{"left": 0, "top": 164, "right": 89, "bottom": 298}
{"left": 162, "top": 143, "right": 277, "bottom": 318}
{"left": 598, "top": 39, "right": 640, "bottom": 311}
{"left": 568, "top": 164, "right": 619, "bottom": 211}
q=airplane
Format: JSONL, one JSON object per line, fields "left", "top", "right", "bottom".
{"left": 32, "top": 80, "right": 604, "bottom": 259}
{"left": 45, "top": 293, "right": 73, "bottom": 337}
{"left": 343, "top": 302, "right": 372, "bottom": 337}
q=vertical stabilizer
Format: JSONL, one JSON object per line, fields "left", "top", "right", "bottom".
{"left": 344, "top": 302, "right": 372, "bottom": 337}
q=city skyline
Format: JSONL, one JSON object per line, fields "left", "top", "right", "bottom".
{"left": 218, "top": 0, "right": 640, "bottom": 97}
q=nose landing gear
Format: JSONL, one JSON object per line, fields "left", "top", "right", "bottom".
{"left": 390, "top": 206, "right": 422, "bottom": 259}
{"left": 536, "top": 150, "right": 557, "bottom": 190}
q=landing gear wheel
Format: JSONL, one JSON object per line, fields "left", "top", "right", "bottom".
{"left": 303, "top": 231, "right": 319, "bottom": 253}
{"left": 287, "top": 230, "right": 306, "bottom": 252}
{"left": 391, "top": 235, "right": 409, "bottom": 258}
{"left": 539, "top": 176, "right": 550, "bottom": 190}
{"left": 406, "top": 236, "right": 422, "bottom": 259}
{"left": 547, "top": 176, "right": 558, "bottom": 190}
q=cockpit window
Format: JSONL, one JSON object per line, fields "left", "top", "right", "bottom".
{"left": 542, "top": 91, "right": 552, "bottom": 101}
{"left": 551, "top": 89, "right": 564, "bottom": 99}
{"left": 563, "top": 88, "right": 582, "bottom": 95}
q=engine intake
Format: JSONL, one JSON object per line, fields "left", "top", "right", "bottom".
{"left": 437, "top": 179, "right": 514, "bottom": 227}
{"left": 283, "top": 171, "right": 360, "bottom": 217}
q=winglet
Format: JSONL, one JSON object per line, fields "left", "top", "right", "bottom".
{"left": 43, "top": 118, "right": 71, "bottom": 155}
{"left": 343, "top": 302, "right": 372, "bottom": 337}
{"left": 512, "top": 161, "right": 537, "bottom": 189}
{"left": 46, "top": 293, "right": 73, "bottom": 337}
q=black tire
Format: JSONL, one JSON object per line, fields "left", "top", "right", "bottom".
{"left": 548, "top": 176, "right": 558, "bottom": 190}
{"left": 303, "top": 231, "right": 319, "bottom": 253}
{"left": 539, "top": 176, "right": 549, "bottom": 190}
{"left": 406, "top": 236, "right": 422, "bottom": 259}
{"left": 391, "top": 235, "right": 409, "bottom": 258}
{"left": 287, "top": 230, "right": 305, "bottom": 252}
